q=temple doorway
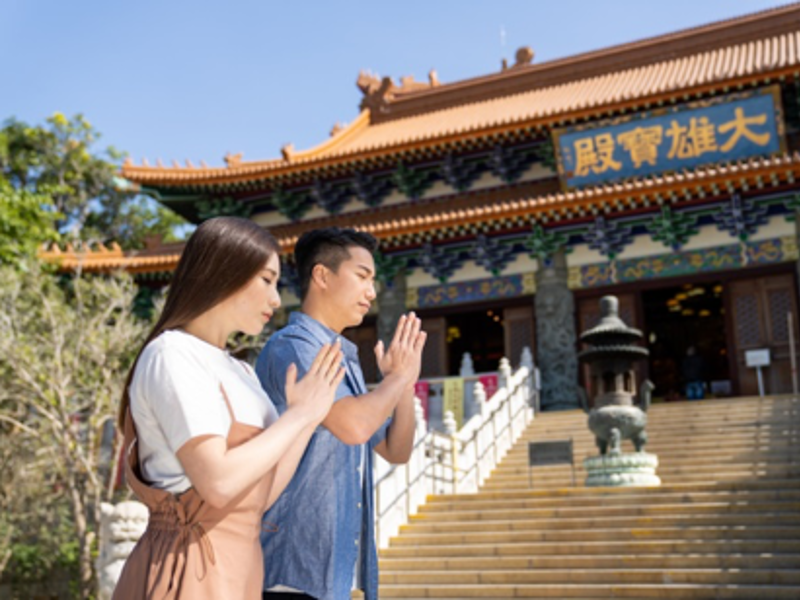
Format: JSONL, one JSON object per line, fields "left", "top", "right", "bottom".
{"left": 446, "top": 309, "right": 506, "bottom": 374}
{"left": 642, "top": 282, "right": 730, "bottom": 401}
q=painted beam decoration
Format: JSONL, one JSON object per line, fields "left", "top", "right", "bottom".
{"left": 569, "top": 236, "right": 799, "bottom": 290}
{"left": 411, "top": 273, "right": 536, "bottom": 309}
{"left": 553, "top": 86, "right": 785, "bottom": 190}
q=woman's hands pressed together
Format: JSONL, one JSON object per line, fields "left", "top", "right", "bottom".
{"left": 285, "top": 341, "right": 345, "bottom": 427}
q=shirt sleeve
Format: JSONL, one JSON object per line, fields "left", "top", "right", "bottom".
{"left": 257, "top": 334, "right": 317, "bottom": 414}
{"left": 257, "top": 332, "right": 353, "bottom": 415}
{"left": 368, "top": 417, "right": 391, "bottom": 448}
{"left": 134, "top": 342, "right": 228, "bottom": 454}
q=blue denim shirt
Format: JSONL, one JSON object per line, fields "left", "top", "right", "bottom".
{"left": 256, "top": 312, "right": 388, "bottom": 600}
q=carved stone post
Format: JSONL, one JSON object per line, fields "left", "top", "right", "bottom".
{"left": 377, "top": 272, "right": 408, "bottom": 351}
{"left": 96, "top": 501, "right": 148, "bottom": 600}
{"left": 534, "top": 250, "right": 580, "bottom": 411}
{"left": 460, "top": 352, "right": 477, "bottom": 420}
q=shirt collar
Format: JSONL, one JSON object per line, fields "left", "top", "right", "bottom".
{"left": 288, "top": 311, "right": 360, "bottom": 362}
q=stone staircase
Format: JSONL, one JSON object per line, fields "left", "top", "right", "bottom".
{"left": 377, "top": 395, "right": 800, "bottom": 599}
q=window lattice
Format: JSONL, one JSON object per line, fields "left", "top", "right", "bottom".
{"left": 734, "top": 294, "right": 761, "bottom": 346}
{"left": 769, "top": 289, "right": 793, "bottom": 343}
{"left": 583, "top": 311, "right": 600, "bottom": 330}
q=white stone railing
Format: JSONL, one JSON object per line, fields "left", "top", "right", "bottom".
{"left": 374, "top": 353, "right": 537, "bottom": 548}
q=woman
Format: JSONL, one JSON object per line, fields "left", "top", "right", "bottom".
{"left": 113, "top": 217, "right": 344, "bottom": 599}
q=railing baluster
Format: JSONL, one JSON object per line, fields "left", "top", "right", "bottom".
{"left": 373, "top": 358, "right": 536, "bottom": 548}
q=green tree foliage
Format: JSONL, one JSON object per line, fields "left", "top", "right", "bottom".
{"left": 0, "top": 263, "right": 151, "bottom": 599}
{"left": 0, "top": 178, "right": 60, "bottom": 266}
{"left": 0, "top": 113, "right": 188, "bottom": 249}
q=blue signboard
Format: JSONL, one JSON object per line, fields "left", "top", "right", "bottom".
{"left": 554, "top": 87, "right": 785, "bottom": 190}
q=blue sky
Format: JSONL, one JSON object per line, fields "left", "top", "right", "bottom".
{"left": 2, "top": 0, "right": 790, "bottom": 167}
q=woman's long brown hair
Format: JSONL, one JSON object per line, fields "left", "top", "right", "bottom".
{"left": 118, "top": 216, "right": 280, "bottom": 429}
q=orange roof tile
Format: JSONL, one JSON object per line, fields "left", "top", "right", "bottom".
{"left": 324, "top": 28, "right": 800, "bottom": 155}
{"left": 56, "top": 152, "right": 800, "bottom": 273}
{"left": 121, "top": 5, "right": 800, "bottom": 187}
{"left": 38, "top": 242, "right": 183, "bottom": 274}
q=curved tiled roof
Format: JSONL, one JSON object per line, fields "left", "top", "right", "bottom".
{"left": 38, "top": 242, "right": 183, "bottom": 274}
{"left": 328, "top": 30, "right": 800, "bottom": 155}
{"left": 49, "top": 152, "right": 800, "bottom": 273}
{"left": 121, "top": 4, "right": 800, "bottom": 187}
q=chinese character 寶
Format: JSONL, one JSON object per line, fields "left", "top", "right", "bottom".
{"left": 616, "top": 126, "right": 663, "bottom": 168}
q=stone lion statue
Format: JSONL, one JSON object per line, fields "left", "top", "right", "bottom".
{"left": 96, "top": 501, "right": 149, "bottom": 600}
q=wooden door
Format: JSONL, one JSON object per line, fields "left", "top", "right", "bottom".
{"left": 729, "top": 274, "right": 799, "bottom": 395}
{"left": 503, "top": 305, "right": 535, "bottom": 369}
{"left": 343, "top": 322, "right": 379, "bottom": 384}
{"left": 420, "top": 317, "right": 447, "bottom": 378}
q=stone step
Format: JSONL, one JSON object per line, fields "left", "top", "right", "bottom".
{"left": 488, "top": 463, "right": 800, "bottom": 478}
{"left": 480, "top": 473, "right": 799, "bottom": 490}
{"left": 506, "top": 437, "right": 800, "bottom": 453}
{"left": 522, "top": 409, "right": 800, "bottom": 427}
{"left": 379, "top": 568, "right": 800, "bottom": 586}
{"left": 495, "top": 452, "right": 800, "bottom": 472}
{"left": 519, "top": 419, "right": 800, "bottom": 435}
{"left": 387, "top": 525, "right": 800, "bottom": 546}
{"left": 421, "top": 483, "right": 800, "bottom": 510}
{"left": 508, "top": 436, "right": 800, "bottom": 454}
{"left": 379, "top": 398, "right": 800, "bottom": 600}
{"left": 521, "top": 419, "right": 800, "bottom": 435}
{"left": 529, "top": 409, "right": 799, "bottom": 423}
{"left": 500, "top": 445, "right": 799, "bottom": 466}
{"left": 530, "top": 396, "right": 795, "bottom": 412}
{"left": 401, "top": 512, "right": 800, "bottom": 534}
{"left": 380, "top": 538, "right": 800, "bottom": 558}
{"left": 485, "top": 470, "right": 800, "bottom": 485}
{"left": 375, "top": 583, "right": 800, "bottom": 598}
{"left": 379, "top": 553, "right": 800, "bottom": 571}
{"left": 481, "top": 467, "right": 800, "bottom": 487}
{"left": 412, "top": 499, "right": 800, "bottom": 522}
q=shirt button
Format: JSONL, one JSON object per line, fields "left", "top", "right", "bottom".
{"left": 357, "top": 502, "right": 362, "bottom": 509}
{"left": 355, "top": 539, "right": 359, "bottom": 546}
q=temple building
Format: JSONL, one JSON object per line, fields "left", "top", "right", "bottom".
{"left": 43, "top": 4, "right": 800, "bottom": 409}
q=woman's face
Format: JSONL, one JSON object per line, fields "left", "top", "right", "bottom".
{"left": 225, "top": 252, "right": 282, "bottom": 336}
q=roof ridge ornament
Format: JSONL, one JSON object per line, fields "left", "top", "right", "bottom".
{"left": 330, "top": 122, "right": 345, "bottom": 137}
{"left": 501, "top": 46, "right": 535, "bottom": 71}
{"left": 357, "top": 68, "right": 441, "bottom": 112}
{"left": 281, "top": 144, "right": 295, "bottom": 161}
{"left": 357, "top": 71, "right": 397, "bottom": 112}
{"left": 224, "top": 152, "right": 243, "bottom": 168}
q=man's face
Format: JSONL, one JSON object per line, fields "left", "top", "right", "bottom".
{"left": 322, "top": 246, "right": 377, "bottom": 330}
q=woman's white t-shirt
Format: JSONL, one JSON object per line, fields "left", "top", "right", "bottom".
{"left": 129, "top": 329, "right": 279, "bottom": 494}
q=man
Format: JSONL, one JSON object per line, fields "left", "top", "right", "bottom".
{"left": 256, "top": 227, "right": 426, "bottom": 600}
{"left": 682, "top": 345, "right": 705, "bottom": 400}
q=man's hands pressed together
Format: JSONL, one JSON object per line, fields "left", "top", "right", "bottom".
{"left": 375, "top": 312, "right": 427, "bottom": 385}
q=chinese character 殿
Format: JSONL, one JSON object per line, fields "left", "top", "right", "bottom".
{"left": 573, "top": 133, "right": 622, "bottom": 176}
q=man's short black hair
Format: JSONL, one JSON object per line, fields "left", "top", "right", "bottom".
{"left": 294, "top": 228, "right": 378, "bottom": 300}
